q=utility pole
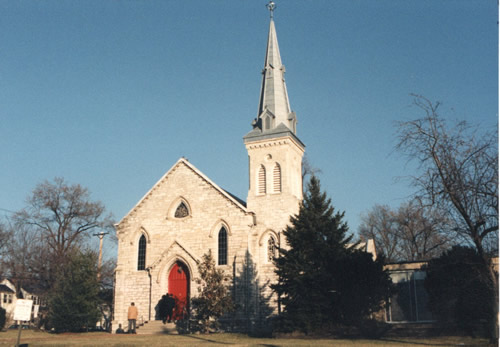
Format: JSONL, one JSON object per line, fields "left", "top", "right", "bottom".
{"left": 93, "top": 231, "right": 109, "bottom": 282}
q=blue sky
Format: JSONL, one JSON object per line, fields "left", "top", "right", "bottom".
{"left": 1, "top": 0, "right": 497, "bottom": 259}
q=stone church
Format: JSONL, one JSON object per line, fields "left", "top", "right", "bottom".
{"left": 113, "top": 5, "right": 305, "bottom": 331}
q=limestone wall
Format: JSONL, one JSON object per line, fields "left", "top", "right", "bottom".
{"left": 113, "top": 155, "right": 302, "bottom": 332}
{"left": 113, "top": 160, "right": 253, "bottom": 328}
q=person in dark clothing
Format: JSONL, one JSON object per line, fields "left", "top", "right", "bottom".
{"left": 159, "top": 295, "right": 168, "bottom": 324}
{"left": 165, "top": 294, "right": 176, "bottom": 323}
{"left": 115, "top": 324, "right": 125, "bottom": 334}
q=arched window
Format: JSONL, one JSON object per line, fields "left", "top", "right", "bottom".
{"left": 258, "top": 165, "right": 266, "bottom": 194}
{"left": 273, "top": 163, "right": 281, "bottom": 193}
{"left": 137, "top": 235, "right": 146, "bottom": 270}
{"left": 218, "top": 227, "right": 227, "bottom": 265}
{"left": 268, "top": 236, "right": 277, "bottom": 262}
{"left": 175, "top": 202, "right": 189, "bottom": 218}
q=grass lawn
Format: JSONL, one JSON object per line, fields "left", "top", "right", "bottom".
{"left": 0, "top": 330, "right": 492, "bottom": 347}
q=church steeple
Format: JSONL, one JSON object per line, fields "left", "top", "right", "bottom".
{"left": 244, "top": 1, "right": 304, "bottom": 219}
{"left": 257, "top": 17, "right": 293, "bottom": 128}
{"left": 247, "top": 2, "right": 298, "bottom": 137}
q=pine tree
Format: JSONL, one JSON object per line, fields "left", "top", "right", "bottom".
{"left": 273, "top": 176, "right": 391, "bottom": 333}
{"left": 48, "top": 250, "right": 101, "bottom": 332}
{"left": 191, "top": 251, "right": 233, "bottom": 332}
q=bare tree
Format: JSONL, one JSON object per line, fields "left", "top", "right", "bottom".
{"left": 359, "top": 204, "right": 400, "bottom": 262}
{"left": 394, "top": 200, "right": 450, "bottom": 261}
{"left": 396, "top": 95, "right": 498, "bottom": 257}
{"left": 0, "top": 220, "right": 13, "bottom": 278}
{"left": 359, "top": 201, "right": 449, "bottom": 262}
{"left": 0, "top": 222, "right": 11, "bottom": 252}
{"left": 99, "top": 257, "right": 116, "bottom": 290}
{"left": 2, "top": 223, "right": 48, "bottom": 289}
{"left": 12, "top": 177, "right": 113, "bottom": 290}
{"left": 396, "top": 94, "right": 498, "bottom": 339}
{"left": 302, "top": 155, "right": 321, "bottom": 193}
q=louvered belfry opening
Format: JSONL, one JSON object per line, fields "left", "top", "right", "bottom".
{"left": 273, "top": 163, "right": 281, "bottom": 193}
{"left": 258, "top": 165, "right": 266, "bottom": 194}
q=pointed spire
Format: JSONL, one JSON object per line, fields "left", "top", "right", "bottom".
{"left": 255, "top": 4, "right": 296, "bottom": 134}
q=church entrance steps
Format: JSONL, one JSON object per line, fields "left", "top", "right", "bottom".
{"left": 384, "top": 323, "right": 438, "bottom": 337}
{"left": 135, "top": 320, "right": 178, "bottom": 335}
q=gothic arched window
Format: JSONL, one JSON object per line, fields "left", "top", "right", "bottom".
{"left": 137, "top": 235, "right": 146, "bottom": 270}
{"left": 268, "top": 236, "right": 277, "bottom": 262}
{"left": 258, "top": 165, "right": 266, "bottom": 194}
{"left": 218, "top": 227, "right": 228, "bottom": 265}
{"left": 175, "top": 202, "right": 189, "bottom": 218}
{"left": 273, "top": 163, "right": 281, "bottom": 193}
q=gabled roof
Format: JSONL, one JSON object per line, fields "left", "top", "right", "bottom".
{"left": 0, "top": 284, "right": 14, "bottom": 293}
{"left": 348, "top": 239, "right": 377, "bottom": 261}
{"left": 149, "top": 239, "right": 201, "bottom": 273}
{"left": 117, "top": 158, "right": 247, "bottom": 226}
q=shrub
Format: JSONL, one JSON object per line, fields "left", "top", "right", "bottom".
{"left": 191, "top": 251, "right": 233, "bottom": 333}
{"left": 0, "top": 307, "right": 5, "bottom": 330}
{"left": 425, "top": 246, "right": 496, "bottom": 337}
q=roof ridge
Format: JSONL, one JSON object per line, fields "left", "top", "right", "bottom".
{"left": 116, "top": 158, "right": 247, "bottom": 226}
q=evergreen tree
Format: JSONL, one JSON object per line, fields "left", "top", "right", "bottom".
{"left": 273, "top": 176, "right": 391, "bottom": 333}
{"left": 191, "top": 251, "right": 233, "bottom": 332}
{"left": 48, "top": 250, "right": 101, "bottom": 332}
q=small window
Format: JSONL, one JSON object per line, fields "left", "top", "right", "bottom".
{"left": 174, "top": 202, "right": 189, "bottom": 218}
{"left": 268, "top": 236, "right": 277, "bottom": 262}
{"left": 138, "top": 235, "right": 147, "bottom": 270}
{"left": 258, "top": 165, "right": 266, "bottom": 194}
{"left": 3, "top": 294, "right": 6, "bottom": 304}
{"left": 8, "top": 294, "right": 12, "bottom": 304}
{"left": 265, "top": 116, "right": 271, "bottom": 130}
{"left": 218, "top": 227, "right": 228, "bottom": 265}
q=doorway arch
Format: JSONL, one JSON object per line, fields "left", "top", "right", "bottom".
{"left": 168, "top": 261, "right": 190, "bottom": 320}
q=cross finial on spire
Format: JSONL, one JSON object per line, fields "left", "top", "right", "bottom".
{"left": 266, "top": 1, "right": 276, "bottom": 18}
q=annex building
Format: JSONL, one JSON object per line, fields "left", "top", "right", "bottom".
{"left": 113, "top": 5, "right": 304, "bottom": 332}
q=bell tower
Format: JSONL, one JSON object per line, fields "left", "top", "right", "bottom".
{"left": 244, "top": 1, "right": 305, "bottom": 229}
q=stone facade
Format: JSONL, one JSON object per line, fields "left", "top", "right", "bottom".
{"left": 113, "top": 14, "right": 305, "bottom": 332}
{"left": 113, "top": 147, "right": 302, "bottom": 330}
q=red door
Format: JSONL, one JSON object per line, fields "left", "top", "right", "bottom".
{"left": 168, "top": 262, "right": 189, "bottom": 320}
